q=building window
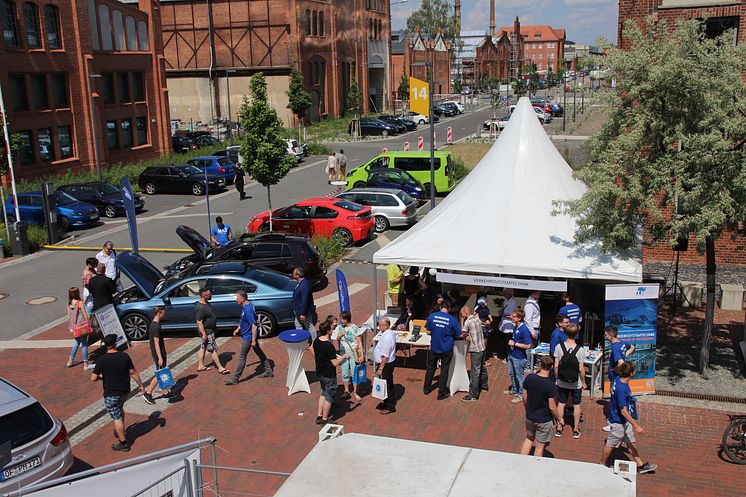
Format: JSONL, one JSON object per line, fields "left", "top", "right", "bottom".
{"left": 318, "top": 11, "right": 323, "bottom": 37}
{"left": 538, "top": 43, "right": 542, "bottom": 49}
{"left": 51, "top": 73, "right": 67, "bottom": 108}
{"left": 101, "top": 72, "right": 114, "bottom": 104}
{"left": 98, "top": 4, "right": 112, "bottom": 50}
{"left": 106, "top": 119, "right": 118, "bottom": 149}
{"left": 17, "top": 130, "right": 33, "bottom": 164}
{"left": 132, "top": 71, "right": 144, "bottom": 101}
{"left": 117, "top": 72, "right": 130, "bottom": 102}
{"left": 135, "top": 116, "right": 147, "bottom": 145}
{"left": 125, "top": 15, "right": 136, "bottom": 50}
{"left": 58, "top": 125, "right": 72, "bottom": 158}
{"left": 9, "top": 74, "right": 28, "bottom": 111}
{"left": 1, "top": 0, "right": 18, "bottom": 47}
{"left": 532, "top": 43, "right": 535, "bottom": 49}
{"left": 112, "top": 9, "right": 124, "bottom": 50}
{"left": 38, "top": 127, "right": 52, "bottom": 161}
{"left": 304, "top": 9, "right": 310, "bottom": 35}
{"left": 311, "top": 11, "right": 317, "bottom": 36}
{"left": 22, "top": 3, "right": 39, "bottom": 48}
{"left": 31, "top": 74, "right": 48, "bottom": 110}
{"left": 538, "top": 53, "right": 542, "bottom": 59}
{"left": 136, "top": 20, "right": 148, "bottom": 50}
{"left": 43, "top": 4, "right": 58, "bottom": 48}
{"left": 121, "top": 118, "right": 132, "bottom": 148}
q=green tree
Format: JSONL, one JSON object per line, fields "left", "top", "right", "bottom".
{"left": 453, "top": 78, "right": 463, "bottom": 95}
{"left": 286, "top": 68, "right": 312, "bottom": 139}
{"left": 239, "top": 73, "right": 295, "bottom": 231}
{"left": 559, "top": 19, "right": 746, "bottom": 374}
{"left": 397, "top": 71, "right": 410, "bottom": 101}
{"left": 525, "top": 63, "right": 540, "bottom": 97}
{"left": 346, "top": 78, "right": 362, "bottom": 116}
{"left": 406, "top": 0, "right": 459, "bottom": 42}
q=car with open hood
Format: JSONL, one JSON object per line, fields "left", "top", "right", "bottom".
{"left": 115, "top": 252, "right": 296, "bottom": 340}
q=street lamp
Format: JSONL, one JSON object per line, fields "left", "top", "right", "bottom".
{"left": 225, "top": 69, "right": 237, "bottom": 140}
{"left": 87, "top": 71, "right": 103, "bottom": 180}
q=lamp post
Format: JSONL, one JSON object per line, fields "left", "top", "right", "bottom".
{"left": 87, "top": 70, "right": 103, "bottom": 180}
{"left": 226, "top": 69, "right": 237, "bottom": 140}
{"left": 0, "top": 82, "right": 20, "bottom": 227}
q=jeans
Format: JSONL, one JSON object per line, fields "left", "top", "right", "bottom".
{"left": 70, "top": 336, "right": 89, "bottom": 362}
{"left": 424, "top": 350, "right": 453, "bottom": 397}
{"left": 295, "top": 312, "right": 317, "bottom": 342}
{"left": 233, "top": 338, "right": 269, "bottom": 379}
{"left": 508, "top": 355, "right": 527, "bottom": 396}
{"left": 469, "top": 350, "right": 489, "bottom": 398}
{"left": 380, "top": 361, "right": 396, "bottom": 410}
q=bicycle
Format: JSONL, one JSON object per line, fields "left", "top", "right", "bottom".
{"left": 722, "top": 414, "right": 746, "bottom": 464}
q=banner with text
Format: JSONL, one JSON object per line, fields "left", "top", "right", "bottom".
{"left": 603, "top": 284, "right": 659, "bottom": 396}
{"left": 336, "top": 269, "right": 351, "bottom": 314}
{"left": 435, "top": 272, "right": 567, "bottom": 292}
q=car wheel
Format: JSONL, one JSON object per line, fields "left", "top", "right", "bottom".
{"left": 58, "top": 216, "right": 70, "bottom": 231}
{"left": 374, "top": 215, "right": 389, "bottom": 233}
{"left": 353, "top": 181, "right": 367, "bottom": 189}
{"left": 192, "top": 182, "right": 205, "bottom": 196}
{"left": 122, "top": 312, "right": 150, "bottom": 341}
{"left": 381, "top": 130, "right": 389, "bottom": 137}
{"left": 418, "top": 119, "right": 425, "bottom": 125}
{"left": 104, "top": 204, "right": 117, "bottom": 218}
{"left": 145, "top": 182, "right": 157, "bottom": 195}
{"left": 258, "top": 223, "right": 269, "bottom": 232}
{"left": 332, "top": 228, "right": 353, "bottom": 247}
{"left": 255, "top": 310, "right": 277, "bottom": 338}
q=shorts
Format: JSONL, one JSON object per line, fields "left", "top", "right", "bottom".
{"left": 319, "top": 375, "right": 338, "bottom": 403}
{"left": 557, "top": 386, "right": 582, "bottom": 405}
{"left": 201, "top": 334, "right": 218, "bottom": 352}
{"left": 104, "top": 394, "right": 126, "bottom": 420}
{"left": 525, "top": 419, "right": 555, "bottom": 444}
{"left": 606, "top": 422, "right": 636, "bottom": 448}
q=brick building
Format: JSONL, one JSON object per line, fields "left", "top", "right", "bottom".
{"left": 389, "top": 29, "right": 452, "bottom": 104}
{"left": 498, "top": 22, "right": 565, "bottom": 77}
{"left": 160, "top": 0, "right": 391, "bottom": 127}
{"left": 475, "top": 15, "right": 523, "bottom": 83}
{"left": 1, "top": 0, "right": 170, "bottom": 180}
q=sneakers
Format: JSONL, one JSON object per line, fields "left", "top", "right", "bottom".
{"left": 84, "top": 363, "right": 96, "bottom": 371}
{"left": 638, "top": 462, "right": 657, "bottom": 474}
{"left": 224, "top": 376, "right": 239, "bottom": 386}
{"left": 315, "top": 416, "right": 329, "bottom": 425}
{"left": 111, "top": 440, "right": 130, "bottom": 452}
{"left": 573, "top": 430, "right": 582, "bottom": 439}
{"left": 555, "top": 428, "right": 563, "bottom": 438}
{"left": 260, "top": 370, "right": 274, "bottom": 378}
{"left": 162, "top": 391, "right": 176, "bottom": 398}
{"left": 503, "top": 389, "right": 514, "bottom": 395}
{"left": 602, "top": 424, "right": 611, "bottom": 432}
{"left": 461, "top": 394, "right": 477, "bottom": 402}
{"left": 437, "top": 394, "right": 448, "bottom": 401}
{"left": 143, "top": 393, "right": 155, "bottom": 405}
{"left": 511, "top": 396, "right": 522, "bottom": 404}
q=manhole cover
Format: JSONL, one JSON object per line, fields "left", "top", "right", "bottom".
{"left": 0, "top": 293, "right": 7, "bottom": 301}
{"left": 27, "top": 296, "right": 58, "bottom": 305}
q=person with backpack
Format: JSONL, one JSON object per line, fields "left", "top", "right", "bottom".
{"left": 553, "top": 323, "right": 586, "bottom": 439}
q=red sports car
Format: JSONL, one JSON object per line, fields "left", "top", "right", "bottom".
{"left": 247, "top": 197, "right": 374, "bottom": 246}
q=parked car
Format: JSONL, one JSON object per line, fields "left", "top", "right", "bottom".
{"left": 137, "top": 164, "right": 226, "bottom": 196}
{"left": 530, "top": 98, "right": 564, "bottom": 116}
{"left": 345, "top": 167, "right": 427, "bottom": 204}
{"left": 0, "top": 378, "right": 73, "bottom": 493}
{"left": 57, "top": 182, "right": 145, "bottom": 219}
{"left": 442, "top": 100, "right": 465, "bottom": 114}
{"left": 247, "top": 198, "right": 374, "bottom": 246}
{"left": 172, "top": 136, "right": 197, "bottom": 153}
{"left": 348, "top": 150, "right": 455, "bottom": 195}
{"left": 285, "top": 139, "right": 304, "bottom": 162}
{"left": 401, "top": 111, "right": 439, "bottom": 125}
{"left": 115, "top": 252, "right": 296, "bottom": 340}
{"left": 532, "top": 102, "right": 554, "bottom": 116}
{"left": 354, "top": 118, "right": 398, "bottom": 137}
{"left": 194, "top": 135, "right": 222, "bottom": 148}
{"left": 214, "top": 146, "right": 241, "bottom": 167}
{"left": 335, "top": 188, "right": 418, "bottom": 233}
{"left": 434, "top": 103, "right": 458, "bottom": 117}
{"left": 3, "top": 191, "right": 99, "bottom": 230}
{"left": 186, "top": 156, "right": 237, "bottom": 184}
{"left": 483, "top": 115, "right": 511, "bottom": 130}
{"left": 380, "top": 115, "right": 417, "bottom": 131}
{"left": 165, "top": 226, "right": 326, "bottom": 284}
{"left": 509, "top": 105, "right": 552, "bottom": 124}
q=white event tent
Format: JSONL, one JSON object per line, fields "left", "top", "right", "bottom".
{"left": 372, "top": 97, "right": 642, "bottom": 284}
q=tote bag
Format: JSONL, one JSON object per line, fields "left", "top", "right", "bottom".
{"left": 155, "top": 367, "right": 175, "bottom": 390}
{"left": 372, "top": 376, "right": 388, "bottom": 400}
{"left": 352, "top": 363, "right": 367, "bottom": 385}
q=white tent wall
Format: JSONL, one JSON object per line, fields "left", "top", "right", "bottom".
{"left": 372, "top": 97, "right": 641, "bottom": 282}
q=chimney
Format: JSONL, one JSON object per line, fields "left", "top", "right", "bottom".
{"left": 454, "top": 0, "right": 461, "bottom": 30}
{"left": 489, "top": 0, "right": 495, "bottom": 34}
{"left": 514, "top": 15, "right": 520, "bottom": 36}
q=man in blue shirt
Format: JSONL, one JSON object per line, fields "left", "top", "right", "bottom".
{"left": 549, "top": 314, "right": 570, "bottom": 380}
{"left": 424, "top": 301, "right": 463, "bottom": 400}
{"left": 558, "top": 293, "right": 582, "bottom": 324}
{"left": 506, "top": 309, "right": 533, "bottom": 404}
{"left": 292, "top": 267, "right": 317, "bottom": 342}
{"left": 605, "top": 325, "right": 635, "bottom": 386}
{"left": 600, "top": 362, "right": 656, "bottom": 474}
{"left": 225, "top": 290, "right": 273, "bottom": 385}
{"left": 210, "top": 217, "right": 232, "bottom": 247}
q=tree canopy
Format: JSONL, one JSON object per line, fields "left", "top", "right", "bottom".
{"left": 286, "top": 68, "right": 311, "bottom": 125}
{"left": 406, "top": 0, "right": 459, "bottom": 42}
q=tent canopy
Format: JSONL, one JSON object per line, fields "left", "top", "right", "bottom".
{"left": 373, "top": 97, "right": 641, "bottom": 282}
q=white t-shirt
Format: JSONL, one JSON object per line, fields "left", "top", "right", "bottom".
{"left": 553, "top": 341, "right": 587, "bottom": 390}
{"left": 96, "top": 250, "right": 117, "bottom": 281}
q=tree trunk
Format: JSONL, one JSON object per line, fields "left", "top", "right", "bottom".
{"left": 698, "top": 236, "right": 717, "bottom": 376}
{"left": 267, "top": 185, "right": 273, "bottom": 232}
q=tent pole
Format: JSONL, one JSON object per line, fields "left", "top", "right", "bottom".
{"left": 371, "top": 262, "right": 378, "bottom": 362}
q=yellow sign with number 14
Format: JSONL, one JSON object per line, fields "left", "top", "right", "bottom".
{"left": 409, "top": 77, "right": 430, "bottom": 117}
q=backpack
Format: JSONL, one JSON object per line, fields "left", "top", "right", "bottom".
{"left": 558, "top": 342, "right": 581, "bottom": 384}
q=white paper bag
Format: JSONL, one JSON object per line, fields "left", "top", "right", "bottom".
{"left": 372, "top": 376, "right": 388, "bottom": 400}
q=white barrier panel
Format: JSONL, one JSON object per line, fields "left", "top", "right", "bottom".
{"left": 403, "top": 141, "right": 409, "bottom": 151}
{"left": 417, "top": 136, "right": 423, "bottom": 150}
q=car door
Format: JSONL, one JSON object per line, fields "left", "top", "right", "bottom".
{"left": 217, "top": 244, "right": 254, "bottom": 263}
{"left": 310, "top": 205, "right": 339, "bottom": 237}
{"left": 160, "top": 277, "right": 208, "bottom": 329}
{"left": 251, "top": 242, "right": 291, "bottom": 274}
{"left": 79, "top": 184, "right": 101, "bottom": 209}
{"left": 276, "top": 205, "right": 312, "bottom": 235}
{"left": 206, "top": 277, "right": 257, "bottom": 328}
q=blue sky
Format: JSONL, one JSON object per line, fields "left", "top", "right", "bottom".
{"left": 390, "top": 0, "right": 618, "bottom": 45}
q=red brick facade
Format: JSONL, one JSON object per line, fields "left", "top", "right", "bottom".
{"left": 475, "top": 33, "right": 513, "bottom": 81}
{"left": 1, "top": 0, "right": 170, "bottom": 181}
{"left": 499, "top": 23, "right": 564, "bottom": 76}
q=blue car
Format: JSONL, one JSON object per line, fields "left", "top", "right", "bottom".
{"left": 3, "top": 191, "right": 99, "bottom": 230}
{"left": 57, "top": 181, "right": 145, "bottom": 218}
{"left": 186, "top": 156, "right": 237, "bottom": 184}
{"left": 530, "top": 98, "right": 564, "bottom": 117}
{"left": 114, "top": 252, "right": 297, "bottom": 340}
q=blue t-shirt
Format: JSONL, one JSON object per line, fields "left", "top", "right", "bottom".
{"left": 211, "top": 224, "right": 232, "bottom": 246}
{"left": 609, "top": 378, "right": 636, "bottom": 424}
{"left": 476, "top": 304, "right": 491, "bottom": 322}
{"left": 549, "top": 327, "right": 568, "bottom": 358}
{"left": 559, "top": 303, "right": 581, "bottom": 324}
{"left": 609, "top": 340, "right": 631, "bottom": 381}
{"left": 510, "top": 323, "right": 533, "bottom": 360}
{"left": 425, "top": 311, "right": 461, "bottom": 353}
{"left": 238, "top": 302, "right": 257, "bottom": 340}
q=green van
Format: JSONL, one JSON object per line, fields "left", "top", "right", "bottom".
{"left": 345, "top": 151, "right": 455, "bottom": 195}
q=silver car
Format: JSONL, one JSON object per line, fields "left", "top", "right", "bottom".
{"left": 335, "top": 188, "right": 418, "bottom": 232}
{"left": 0, "top": 378, "right": 73, "bottom": 493}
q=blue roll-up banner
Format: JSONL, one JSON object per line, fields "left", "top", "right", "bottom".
{"left": 121, "top": 177, "right": 139, "bottom": 254}
{"left": 336, "top": 269, "right": 350, "bottom": 314}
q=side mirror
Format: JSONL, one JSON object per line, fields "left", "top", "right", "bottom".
{"left": 162, "top": 297, "right": 171, "bottom": 305}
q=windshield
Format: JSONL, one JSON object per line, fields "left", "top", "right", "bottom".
{"left": 54, "top": 191, "right": 78, "bottom": 206}
{"left": 176, "top": 165, "right": 202, "bottom": 176}
{"left": 396, "top": 190, "right": 415, "bottom": 204}
{"left": 333, "top": 200, "right": 364, "bottom": 212}
{"left": 398, "top": 170, "right": 420, "bottom": 186}
{"left": 217, "top": 158, "right": 233, "bottom": 167}
{"left": 97, "top": 183, "right": 121, "bottom": 196}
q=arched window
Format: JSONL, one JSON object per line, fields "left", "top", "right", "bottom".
{"left": 318, "top": 11, "right": 323, "bottom": 37}
{"left": 137, "top": 20, "right": 148, "bottom": 50}
{"left": 304, "top": 9, "right": 310, "bottom": 36}
{"left": 311, "top": 10, "right": 317, "bottom": 36}
{"left": 98, "top": 4, "right": 112, "bottom": 50}
{"left": 112, "top": 9, "right": 125, "bottom": 50}
{"left": 1, "top": 0, "right": 19, "bottom": 47}
{"left": 43, "top": 4, "right": 59, "bottom": 48}
{"left": 22, "top": 3, "right": 38, "bottom": 48}
{"left": 125, "top": 15, "right": 136, "bottom": 50}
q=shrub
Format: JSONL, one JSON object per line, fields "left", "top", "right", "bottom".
{"left": 305, "top": 142, "right": 332, "bottom": 156}
{"left": 0, "top": 222, "right": 50, "bottom": 256}
{"left": 310, "top": 235, "right": 345, "bottom": 266}
{"left": 450, "top": 156, "right": 469, "bottom": 182}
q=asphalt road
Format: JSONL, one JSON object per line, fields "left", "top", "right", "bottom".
{"left": 0, "top": 105, "right": 494, "bottom": 339}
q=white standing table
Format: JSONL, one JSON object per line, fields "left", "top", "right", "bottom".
{"left": 279, "top": 329, "right": 311, "bottom": 395}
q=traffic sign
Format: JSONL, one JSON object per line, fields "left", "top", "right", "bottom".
{"left": 409, "top": 77, "right": 429, "bottom": 117}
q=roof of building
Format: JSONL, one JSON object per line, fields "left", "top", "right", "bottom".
{"left": 498, "top": 24, "right": 566, "bottom": 41}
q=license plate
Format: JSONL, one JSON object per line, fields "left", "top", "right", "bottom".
{"left": 1, "top": 456, "right": 42, "bottom": 481}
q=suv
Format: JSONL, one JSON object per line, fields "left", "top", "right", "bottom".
{"left": 165, "top": 225, "right": 325, "bottom": 284}
{"left": 0, "top": 378, "right": 73, "bottom": 493}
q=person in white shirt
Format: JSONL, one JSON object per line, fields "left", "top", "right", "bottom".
{"left": 325, "top": 152, "right": 338, "bottom": 184}
{"left": 374, "top": 317, "right": 397, "bottom": 415}
{"left": 96, "top": 241, "right": 122, "bottom": 292}
{"left": 499, "top": 288, "right": 518, "bottom": 361}
{"left": 524, "top": 291, "right": 542, "bottom": 344}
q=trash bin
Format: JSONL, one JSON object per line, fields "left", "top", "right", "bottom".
{"left": 9, "top": 222, "right": 30, "bottom": 256}
{"left": 679, "top": 281, "right": 703, "bottom": 309}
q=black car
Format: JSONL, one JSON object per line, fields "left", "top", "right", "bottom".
{"left": 138, "top": 164, "right": 226, "bottom": 196}
{"left": 194, "top": 135, "right": 222, "bottom": 148}
{"left": 379, "top": 115, "right": 416, "bottom": 132}
{"left": 354, "top": 118, "right": 398, "bottom": 137}
{"left": 165, "top": 225, "right": 326, "bottom": 284}
{"left": 58, "top": 182, "right": 145, "bottom": 218}
{"left": 434, "top": 103, "right": 458, "bottom": 117}
{"left": 172, "top": 135, "right": 197, "bottom": 153}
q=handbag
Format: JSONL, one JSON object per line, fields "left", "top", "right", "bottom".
{"left": 342, "top": 329, "right": 363, "bottom": 363}
{"left": 71, "top": 302, "right": 93, "bottom": 338}
{"left": 352, "top": 362, "right": 367, "bottom": 385}
{"left": 372, "top": 376, "right": 388, "bottom": 400}
{"left": 155, "top": 367, "right": 175, "bottom": 390}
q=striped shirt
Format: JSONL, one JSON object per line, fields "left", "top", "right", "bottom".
{"left": 463, "top": 315, "right": 485, "bottom": 353}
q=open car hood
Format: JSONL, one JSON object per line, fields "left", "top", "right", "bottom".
{"left": 176, "top": 225, "right": 212, "bottom": 261}
{"left": 115, "top": 251, "right": 165, "bottom": 299}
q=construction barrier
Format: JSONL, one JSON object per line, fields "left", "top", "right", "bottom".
{"left": 447, "top": 127, "right": 452, "bottom": 143}
{"left": 417, "top": 136, "right": 423, "bottom": 150}
{"left": 382, "top": 147, "right": 388, "bottom": 153}
{"left": 403, "top": 141, "right": 409, "bottom": 151}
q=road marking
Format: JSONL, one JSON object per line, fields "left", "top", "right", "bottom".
{"left": 0, "top": 339, "right": 73, "bottom": 349}
{"left": 98, "top": 211, "right": 235, "bottom": 225}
